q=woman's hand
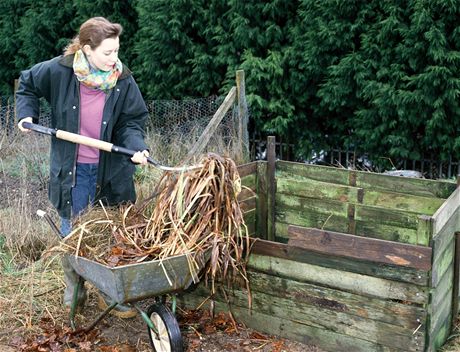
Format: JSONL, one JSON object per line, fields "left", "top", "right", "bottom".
{"left": 18, "top": 117, "right": 33, "bottom": 132}
{"left": 131, "top": 150, "right": 149, "bottom": 165}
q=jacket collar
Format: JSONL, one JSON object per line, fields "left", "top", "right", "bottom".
{"left": 59, "top": 53, "right": 132, "bottom": 80}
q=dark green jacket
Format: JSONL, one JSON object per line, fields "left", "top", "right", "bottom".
{"left": 16, "top": 54, "right": 148, "bottom": 218}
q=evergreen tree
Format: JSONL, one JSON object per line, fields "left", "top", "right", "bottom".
{"left": 224, "top": 0, "right": 297, "bottom": 138}
{"left": 1, "top": 0, "right": 459, "bottom": 162}
{"left": 0, "top": 0, "right": 29, "bottom": 95}
{"left": 287, "top": 0, "right": 367, "bottom": 155}
{"left": 15, "top": 0, "right": 76, "bottom": 70}
{"left": 351, "top": 0, "right": 460, "bottom": 161}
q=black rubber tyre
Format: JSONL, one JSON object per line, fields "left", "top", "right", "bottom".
{"left": 146, "top": 303, "right": 183, "bottom": 352}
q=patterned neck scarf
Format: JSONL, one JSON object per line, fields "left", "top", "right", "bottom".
{"left": 73, "top": 49, "right": 123, "bottom": 91}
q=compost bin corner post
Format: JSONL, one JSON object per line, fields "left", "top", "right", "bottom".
{"left": 267, "top": 136, "right": 276, "bottom": 242}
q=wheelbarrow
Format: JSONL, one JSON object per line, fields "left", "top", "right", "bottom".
{"left": 66, "top": 251, "right": 208, "bottom": 352}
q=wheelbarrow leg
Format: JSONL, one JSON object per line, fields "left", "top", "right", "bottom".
{"left": 81, "top": 301, "right": 118, "bottom": 333}
{"left": 69, "top": 276, "right": 85, "bottom": 330}
{"left": 69, "top": 276, "right": 118, "bottom": 333}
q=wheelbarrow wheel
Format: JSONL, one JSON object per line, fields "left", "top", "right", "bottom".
{"left": 147, "top": 303, "right": 183, "bottom": 352}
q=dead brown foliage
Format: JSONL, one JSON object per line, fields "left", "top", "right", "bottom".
{"left": 52, "top": 153, "right": 251, "bottom": 295}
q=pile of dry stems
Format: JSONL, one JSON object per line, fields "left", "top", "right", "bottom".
{"left": 57, "top": 153, "right": 251, "bottom": 292}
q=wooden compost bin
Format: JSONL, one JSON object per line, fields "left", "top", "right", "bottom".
{"left": 180, "top": 143, "right": 460, "bottom": 352}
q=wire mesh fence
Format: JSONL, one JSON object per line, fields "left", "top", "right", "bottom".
{"left": 4, "top": 93, "right": 458, "bottom": 180}
{"left": 145, "top": 95, "right": 247, "bottom": 165}
{"left": 1, "top": 94, "right": 249, "bottom": 166}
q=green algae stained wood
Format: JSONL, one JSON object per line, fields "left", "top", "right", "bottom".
{"left": 248, "top": 254, "right": 428, "bottom": 304}
{"left": 179, "top": 293, "right": 412, "bottom": 352}
{"left": 245, "top": 270, "right": 426, "bottom": 329}
{"left": 277, "top": 177, "right": 362, "bottom": 203}
{"left": 355, "top": 169, "right": 456, "bottom": 198}
{"left": 189, "top": 284, "right": 423, "bottom": 350}
{"left": 276, "top": 160, "right": 456, "bottom": 198}
{"left": 277, "top": 161, "right": 351, "bottom": 185}
{"left": 228, "top": 160, "right": 460, "bottom": 352}
{"left": 238, "top": 163, "right": 257, "bottom": 236}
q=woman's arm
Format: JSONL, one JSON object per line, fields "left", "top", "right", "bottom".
{"left": 16, "top": 59, "right": 53, "bottom": 125}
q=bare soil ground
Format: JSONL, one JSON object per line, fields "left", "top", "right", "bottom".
{"left": 1, "top": 280, "right": 320, "bottom": 352}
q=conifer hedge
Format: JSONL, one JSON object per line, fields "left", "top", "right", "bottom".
{"left": 2, "top": 0, "right": 460, "bottom": 162}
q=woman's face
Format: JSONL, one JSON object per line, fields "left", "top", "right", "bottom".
{"left": 84, "top": 37, "right": 120, "bottom": 71}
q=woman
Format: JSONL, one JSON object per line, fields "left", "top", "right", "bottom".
{"left": 16, "top": 17, "right": 148, "bottom": 317}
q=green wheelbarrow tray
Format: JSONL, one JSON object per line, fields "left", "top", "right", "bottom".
{"left": 66, "top": 251, "right": 209, "bottom": 352}
{"left": 66, "top": 251, "right": 205, "bottom": 304}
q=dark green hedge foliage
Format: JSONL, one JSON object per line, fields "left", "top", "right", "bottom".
{"left": 3, "top": 0, "right": 460, "bottom": 162}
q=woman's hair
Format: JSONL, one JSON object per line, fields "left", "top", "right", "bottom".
{"left": 64, "top": 17, "right": 122, "bottom": 56}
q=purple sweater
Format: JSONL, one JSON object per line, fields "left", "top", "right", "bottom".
{"left": 77, "top": 83, "right": 106, "bottom": 163}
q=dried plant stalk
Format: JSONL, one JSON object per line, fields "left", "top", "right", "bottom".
{"left": 59, "top": 153, "right": 251, "bottom": 293}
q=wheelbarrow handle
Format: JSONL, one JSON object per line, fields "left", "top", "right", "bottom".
{"left": 22, "top": 122, "right": 201, "bottom": 172}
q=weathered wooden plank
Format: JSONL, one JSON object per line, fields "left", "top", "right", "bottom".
{"left": 179, "top": 293, "right": 411, "bottom": 352}
{"left": 256, "top": 162, "right": 267, "bottom": 239}
{"left": 237, "top": 161, "right": 257, "bottom": 178}
{"left": 244, "top": 270, "right": 426, "bottom": 329}
{"left": 248, "top": 253, "right": 428, "bottom": 304}
{"left": 427, "top": 316, "right": 451, "bottom": 352}
{"left": 428, "top": 287, "right": 452, "bottom": 337}
{"left": 237, "top": 187, "right": 256, "bottom": 202}
{"left": 452, "top": 232, "right": 460, "bottom": 331}
{"left": 362, "top": 190, "right": 445, "bottom": 215}
{"left": 430, "top": 209, "right": 458, "bottom": 267}
{"left": 242, "top": 208, "right": 256, "bottom": 236}
{"left": 190, "top": 284, "right": 423, "bottom": 350}
{"left": 277, "top": 177, "right": 362, "bottom": 203}
{"left": 276, "top": 193, "right": 349, "bottom": 217}
{"left": 430, "top": 262, "right": 454, "bottom": 312}
{"left": 257, "top": 234, "right": 429, "bottom": 286}
{"left": 277, "top": 161, "right": 351, "bottom": 185}
{"left": 276, "top": 210, "right": 349, "bottom": 235}
{"left": 354, "top": 204, "right": 419, "bottom": 229}
{"left": 356, "top": 171, "right": 456, "bottom": 198}
{"left": 275, "top": 194, "right": 349, "bottom": 234}
{"left": 287, "top": 225, "right": 432, "bottom": 271}
{"left": 428, "top": 269, "right": 455, "bottom": 350}
{"left": 431, "top": 239, "right": 454, "bottom": 288}
{"left": 355, "top": 220, "right": 421, "bottom": 245}
{"left": 277, "top": 160, "right": 456, "bottom": 198}
{"left": 347, "top": 203, "right": 356, "bottom": 235}
{"left": 431, "top": 187, "right": 460, "bottom": 235}
{"left": 236, "top": 70, "right": 249, "bottom": 161}
{"left": 245, "top": 219, "right": 255, "bottom": 236}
